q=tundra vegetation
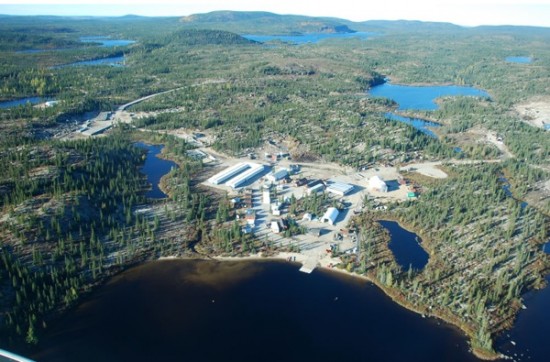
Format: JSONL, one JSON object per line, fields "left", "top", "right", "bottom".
{"left": 0, "top": 12, "right": 548, "bottom": 358}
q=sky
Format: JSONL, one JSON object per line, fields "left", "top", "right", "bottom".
{"left": 0, "top": 0, "right": 549, "bottom": 27}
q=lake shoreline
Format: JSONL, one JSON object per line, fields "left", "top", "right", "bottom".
{"left": 160, "top": 251, "right": 502, "bottom": 360}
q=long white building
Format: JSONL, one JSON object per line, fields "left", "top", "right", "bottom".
{"left": 208, "top": 163, "right": 250, "bottom": 185}
{"left": 226, "top": 163, "right": 265, "bottom": 189}
{"left": 326, "top": 181, "right": 354, "bottom": 196}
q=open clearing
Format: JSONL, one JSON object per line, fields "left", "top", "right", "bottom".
{"left": 515, "top": 97, "right": 550, "bottom": 130}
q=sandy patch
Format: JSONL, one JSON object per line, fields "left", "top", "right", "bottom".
{"left": 515, "top": 98, "right": 550, "bottom": 130}
{"left": 401, "top": 162, "right": 448, "bottom": 179}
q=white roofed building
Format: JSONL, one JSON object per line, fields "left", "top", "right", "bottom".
{"left": 208, "top": 163, "right": 250, "bottom": 185}
{"left": 226, "top": 163, "right": 265, "bottom": 189}
{"left": 265, "top": 168, "right": 288, "bottom": 183}
{"left": 326, "top": 181, "right": 354, "bottom": 196}
{"left": 321, "top": 207, "right": 339, "bottom": 225}
{"left": 368, "top": 175, "right": 388, "bottom": 193}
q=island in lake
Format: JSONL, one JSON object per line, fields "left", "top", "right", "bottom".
{"left": 0, "top": 9, "right": 548, "bottom": 362}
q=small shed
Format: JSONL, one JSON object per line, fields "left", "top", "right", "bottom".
{"left": 295, "top": 178, "right": 308, "bottom": 187}
{"left": 271, "top": 221, "right": 281, "bottom": 233}
{"left": 245, "top": 209, "right": 256, "bottom": 225}
{"left": 302, "top": 213, "right": 313, "bottom": 221}
{"left": 321, "top": 207, "right": 339, "bottom": 225}
{"left": 307, "top": 183, "right": 325, "bottom": 195}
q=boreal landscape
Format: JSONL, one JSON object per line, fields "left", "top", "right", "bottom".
{"left": 0, "top": 10, "right": 549, "bottom": 362}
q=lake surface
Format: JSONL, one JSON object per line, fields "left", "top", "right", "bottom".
{"left": 505, "top": 56, "right": 532, "bottom": 64}
{"left": 495, "top": 274, "right": 550, "bottom": 362}
{"left": 242, "top": 32, "right": 374, "bottom": 45}
{"left": 369, "top": 82, "right": 490, "bottom": 111}
{"left": 55, "top": 55, "right": 125, "bottom": 68}
{"left": 384, "top": 112, "right": 440, "bottom": 138}
{"left": 135, "top": 143, "right": 177, "bottom": 199}
{"left": 80, "top": 36, "right": 136, "bottom": 47}
{"left": 378, "top": 220, "right": 429, "bottom": 270}
{"left": 543, "top": 241, "right": 550, "bottom": 254}
{"left": 0, "top": 97, "right": 46, "bottom": 109}
{"left": 33, "top": 260, "right": 480, "bottom": 362}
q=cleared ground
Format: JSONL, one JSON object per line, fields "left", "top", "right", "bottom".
{"left": 515, "top": 97, "right": 550, "bottom": 130}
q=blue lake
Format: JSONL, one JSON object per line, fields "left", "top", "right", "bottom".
{"left": 0, "top": 97, "right": 47, "bottom": 109}
{"left": 384, "top": 112, "right": 440, "bottom": 138}
{"left": 135, "top": 143, "right": 177, "bottom": 199}
{"left": 242, "top": 32, "right": 375, "bottom": 45}
{"left": 378, "top": 220, "right": 429, "bottom": 270}
{"left": 543, "top": 241, "right": 550, "bottom": 254}
{"left": 14, "top": 38, "right": 135, "bottom": 53}
{"left": 369, "top": 82, "right": 490, "bottom": 111}
{"left": 506, "top": 56, "right": 532, "bottom": 64}
{"left": 80, "top": 36, "right": 136, "bottom": 47}
{"left": 54, "top": 55, "right": 125, "bottom": 69}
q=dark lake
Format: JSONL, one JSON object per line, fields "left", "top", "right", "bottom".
{"left": 378, "top": 220, "right": 429, "bottom": 270}
{"left": 135, "top": 142, "right": 177, "bottom": 199}
{"left": 369, "top": 82, "right": 490, "bottom": 111}
{"left": 0, "top": 97, "right": 47, "bottom": 109}
{"left": 242, "top": 32, "right": 375, "bottom": 45}
{"left": 495, "top": 274, "right": 550, "bottom": 361}
{"left": 55, "top": 55, "right": 126, "bottom": 68}
{"left": 32, "top": 260, "right": 480, "bottom": 362}
{"left": 505, "top": 56, "right": 532, "bottom": 64}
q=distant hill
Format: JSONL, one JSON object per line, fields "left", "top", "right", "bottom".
{"left": 167, "top": 29, "right": 257, "bottom": 46}
{"left": 180, "top": 11, "right": 357, "bottom": 34}
{"left": 361, "top": 19, "right": 464, "bottom": 33}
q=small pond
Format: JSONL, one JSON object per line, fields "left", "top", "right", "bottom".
{"left": 0, "top": 97, "right": 49, "bottom": 109}
{"left": 505, "top": 56, "right": 533, "bottom": 64}
{"left": 378, "top": 220, "right": 429, "bottom": 270}
{"left": 242, "top": 32, "right": 375, "bottom": 45}
{"left": 543, "top": 241, "right": 550, "bottom": 254}
{"left": 499, "top": 176, "right": 528, "bottom": 209}
{"left": 135, "top": 143, "right": 178, "bottom": 199}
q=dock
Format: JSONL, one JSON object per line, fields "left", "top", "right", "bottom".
{"left": 299, "top": 257, "right": 318, "bottom": 274}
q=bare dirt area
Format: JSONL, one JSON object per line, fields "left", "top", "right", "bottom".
{"left": 515, "top": 97, "right": 550, "bottom": 130}
{"left": 449, "top": 126, "right": 514, "bottom": 159}
{"left": 524, "top": 177, "right": 550, "bottom": 214}
{"left": 401, "top": 162, "right": 448, "bottom": 179}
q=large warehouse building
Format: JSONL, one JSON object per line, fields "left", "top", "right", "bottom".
{"left": 208, "top": 163, "right": 251, "bottom": 185}
{"left": 226, "top": 163, "right": 265, "bottom": 189}
{"left": 326, "top": 181, "right": 354, "bottom": 196}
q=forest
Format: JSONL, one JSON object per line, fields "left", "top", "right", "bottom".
{"left": 0, "top": 11, "right": 549, "bottom": 359}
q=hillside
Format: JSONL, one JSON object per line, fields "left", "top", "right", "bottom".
{"left": 180, "top": 10, "right": 358, "bottom": 34}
